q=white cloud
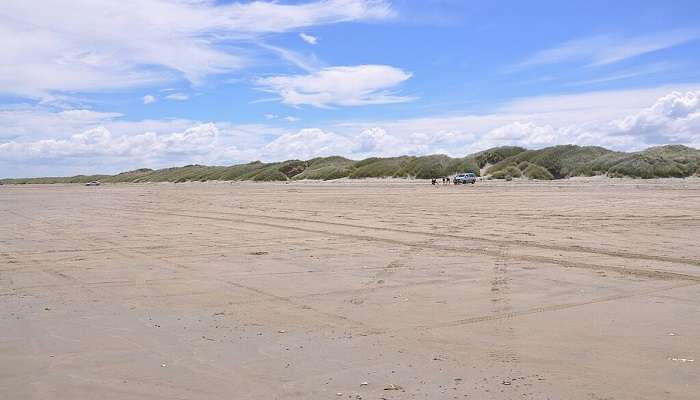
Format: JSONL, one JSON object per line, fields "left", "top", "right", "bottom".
{"left": 484, "top": 122, "right": 558, "bottom": 147}
{"left": 517, "top": 30, "right": 698, "bottom": 69}
{"left": 0, "top": 0, "right": 393, "bottom": 99}
{"left": 0, "top": 123, "right": 220, "bottom": 166}
{"left": 256, "top": 65, "right": 415, "bottom": 107}
{"left": 607, "top": 90, "right": 700, "bottom": 146}
{"left": 142, "top": 95, "right": 156, "bottom": 104}
{"left": 355, "top": 127, "right": 400, "bottom": 153}
{"left": 0, "top": 107, "right": 122, "bottom": 141}
{"left": 566, "top": 63, "right": 676, "bottom": 87}
{"left": 263, "top": 114, "right": 300, "bottom": 122}
{"left": 258, "top": 43, "right": 320, "bottom": 72}
{"left": 165, "top": 93, "right": 190, "bottom": 101}
{"left": 4, "top": 87, "right": 700, "bottom": 178}
{"left": 300, "top": 33, "right": 319, "bottom": 45}
{"left": 262, "top": 128, "right": 353, "bottom": 160}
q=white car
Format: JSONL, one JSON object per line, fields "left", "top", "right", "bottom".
{"left": 453, "top": 173, "right": 477, "bottom": 184}
{"left": 85, "top": 181, "right": 101, "bottom": 186}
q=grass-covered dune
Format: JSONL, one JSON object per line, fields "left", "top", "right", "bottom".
{"left": 2, "top": 145, "right": 699, "bottom": 184}
{"left": 485, "top": 144, "right": 700, "bottom": 180}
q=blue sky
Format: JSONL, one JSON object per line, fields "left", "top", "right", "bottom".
{"left": 2, "top": 0, "right": 700, "bottom": 177}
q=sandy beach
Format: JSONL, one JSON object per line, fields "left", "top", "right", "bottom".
{"left": 1, "top": 179, "right": 699, "bottom": 399}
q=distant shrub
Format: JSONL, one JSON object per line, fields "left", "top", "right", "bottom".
{"left": 472, "top": 146, "right": 527, "bottom": 168}
{"left": 252, "top": 168, "right": 288, "bottom": 181}
{"left": 294, "top": 165, "right": 352, "bottom": 180}
{"left": 490, "top": 165, "right": 522, "bottom": 179}
{"left": 349, "top": 157, "right": 412, "bottom": 178}
{"left": 523, "top": 164, "right": 554, "bottom": 180}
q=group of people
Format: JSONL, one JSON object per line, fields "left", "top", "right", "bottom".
{"left": 431, "top": 177, "right": 451, "bottom": 185}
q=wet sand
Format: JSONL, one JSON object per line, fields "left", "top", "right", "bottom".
{"left": 1, "top": 178, "right": 699, "bottom": 399}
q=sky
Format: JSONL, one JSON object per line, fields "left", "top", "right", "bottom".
{"left": 2, "top": 0, "right": 700, "bottom": 178}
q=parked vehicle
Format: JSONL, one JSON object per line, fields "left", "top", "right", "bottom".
{"left": 453, "top": 172, "right": 477, "bottom": 184}
{"left": 85, "top": 181, "right": 101, "bottom": 186}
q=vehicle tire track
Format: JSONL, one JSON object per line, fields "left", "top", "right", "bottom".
{"left": 96, "top": 206, "right": 700, "bottom": 283}
{"left": 107, "top": 205, "right": 700, "bottom": 268}
{"left": 413, "top": 280, "right": 698, "bottom": 331}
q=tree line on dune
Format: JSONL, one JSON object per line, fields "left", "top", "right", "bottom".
{"left": 3, "top": 144, "right": 700, "bottom": 184}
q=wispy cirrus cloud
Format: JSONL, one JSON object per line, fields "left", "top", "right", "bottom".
{"left": 565, "top": 62, "right": 678, "bottom": 87}
{"left": 0, "top": 0, "right": 394, "bottom": 99}
{"left": 300, "top": 33, "right": 319, "bottom": 45}
{"left": 165, "top": 93, "right": 190, "bottom": 101}
{"left": 258, "top": 43, "right": 321, "bottom": 72}
{"left": 515, "top": 30, "right": 699, "bottom": 69}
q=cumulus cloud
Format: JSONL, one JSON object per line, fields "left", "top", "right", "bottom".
{"left": 4, "top": 88, "right": 700, "bottom": 178}
{"left": 0, "top": 0, "right": 393, "bottom": 99}
{"left": 262, "top": 128, "right": 354, "bottom": 160}
{"left": 0, "top": 124, "right": 220, "bottom": 162}
{"left": 0, "top": 107, "right": 122, "bottom": 141}
{"left": 256, "top": 65, "right": 415, "bottom": 107}
{"left": 142, "top": 95, "right": 156, "bottom": 105}
{"left": 356, "top": 127, "right": 398, "bottom": 153}
{"left": 300, "top": 33, "right": 319, "bottom": 45}
{"left": 484, "top": 122, "right": 559, "bottom": 147}
{"left": 607, "top": 90, "right": 700, "bottom": 146}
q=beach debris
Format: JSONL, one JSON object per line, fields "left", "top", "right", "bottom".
{"left": 278, "top": 329, "right": 287, "bottom": 333}
{"left": 360, "top": 381, "right": 369, "bottom": 386}
{"left": 250, "top": 251, "right": 268, "bottom": 256}
{"left": 667, "top": 332, "right": 677, "bottom": 336}
{"left": 384, "top": 384, "right": 403, "bottom": 391}
{"left": 161, "top": 363, "right": 167, "bottom": 367}
{"left": 668, "top": 357, "right": 694, "bottom": 362}
{"left": 502, "top": 380, "right": 511, "bottom": 385}
{"left": 336, "top": 392, "right": 343, "bottom": 396}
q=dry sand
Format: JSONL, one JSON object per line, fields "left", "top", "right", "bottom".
{"left": 1, "top": 178, "right": 699, "bottom": 399}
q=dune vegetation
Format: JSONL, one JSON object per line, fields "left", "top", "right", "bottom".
{"left": 484, "top": 144, "right": 700, "bottom": 180}
{"left": 2, "top": 145, "right": 699, "bottom": 184}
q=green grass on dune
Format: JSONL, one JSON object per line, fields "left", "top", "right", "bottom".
{"left": 485, "top": 144, "right": 700, "bottom": 180}
{"left": 522, "top": 163, "right": 554, "bottom": 180}
{"left": 486, "top": 145, "right": 613, "bottom": 179}
{"left": 2, "top": 145, "right": 699, "bottom": 184}
{"left": 293, "top": 156, "right": 355, "bottom": 180}
{"left": 471, "top": 146, "right": 527, "bottom": 168}
{"left": 605, "top": 145, "right": 700, "bottom": 178}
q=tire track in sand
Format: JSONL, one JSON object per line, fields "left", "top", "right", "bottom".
{"left": 110, "top": 204, "right": 700, "bottom": 268}
{"left": 97, "top": 206, "right": 700, "bottom": 283}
